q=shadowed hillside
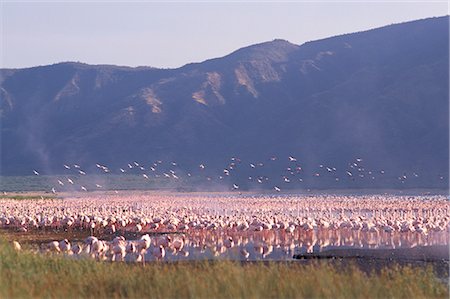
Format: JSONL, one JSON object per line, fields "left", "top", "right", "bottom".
{"left": 1, "top": 16, "right": 448, "bottom": 189}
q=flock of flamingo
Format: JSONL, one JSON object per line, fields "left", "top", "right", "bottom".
{"left": 28, "top": 156, "right": 446, "bottom": 193}
{"left": 2, "top": 192, "right": 449, "bottom": 262}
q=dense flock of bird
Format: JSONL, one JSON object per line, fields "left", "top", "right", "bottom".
{"left": 28, "top": 156, "right": 446, "bottom": 193}
{"left": 2, "top": 193, "right": 449, "bottom": 262}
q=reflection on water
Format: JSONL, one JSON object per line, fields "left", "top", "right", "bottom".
{"left": 2, "top": 193, "right": 448, "bottom": 262}
{"left": 62, "top": 228, "right": 448, "bottom": 262}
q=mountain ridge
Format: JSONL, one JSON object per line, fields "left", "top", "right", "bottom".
{"left": 1, "top": 16, "right": 448, "bottom": 190}
{"left": 3, "top": 15, "right": 446, "bottom": 72}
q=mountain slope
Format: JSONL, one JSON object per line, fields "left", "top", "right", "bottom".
{"left": 1, "top": 16, "right": 448, "bottom": 189}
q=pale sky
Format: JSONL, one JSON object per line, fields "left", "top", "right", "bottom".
{"left": 0, "top": 1, "right": 448, "bottom": 69}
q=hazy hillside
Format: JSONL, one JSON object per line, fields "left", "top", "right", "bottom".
{"left": 1, "top": 16, "right": 448, "bottom": 189}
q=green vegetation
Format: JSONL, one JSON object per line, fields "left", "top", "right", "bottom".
{"left": 0, "top": 175, "right": 193, "bottom": 192}
{"left": 0, "top": 194, "right": 58, "bottom": 200}
{"left": 0, "top": 240, "right": 447, "bottom": 298}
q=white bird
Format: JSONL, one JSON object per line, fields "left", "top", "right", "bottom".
{"left": 74, "top": 164, "right": 80, "bottom": 169}
{"left": 45, "top": 241, "right": 60, "bottom": 252}
{"left": 63, "top": 164, "right": 71, "bottom": 169}
{"left": 59, "top": 239, "right": 71, "bottom": 252}
{"left": 33, "top": 170, "right": 39, "bottom": 175}
{"left": 143, "top": 174, "right": 149, "bottom": 179}
{"left": 152, "top": 245, "right": 165, "bottom": 260}
{"left": 346, "top": 171, "right": 353, "bottom": 177}
{"left": 112, "top": 244, "right": 126, "bottom": 262}
{"left": 71, "top": 244, "right": 82, "bottom": 255}
{"left": 79, "top": 170, "right": 86, "bottom": 175}
{"left": 233, "top": 184, "right": 239, "bottom": 190}
{"left": 126, "top": 242, "right": 136, "bottom": 253}
{"left": 51, "top": 187, "right": 56, "bottom": 194}
{"left": 81, "top": 186, "right": 87, "bottom": 191}
{"left": 172, "top": 236, "right": 185, "bottom": 251}
{"left": 240, "top": 248, "right": 250, "bottom": 259}
{"left": 156, "top": 236, "right": 171, "bottom": 248}
{"left": 67, "top": 178, "right": 74, "bottom": 184}
{"left": 137, "top": 234, "right": 151, "bottom": 251}
{"left": 12, "top": 241, "right": 21, "bottom": 251}
{"left": 120, "top": 168, "right": 126, "bottom": 173}
{"left": 91, "top": 240, "right": 105, "bottom": 257}
{"left": 112, "top": 236, "right": 125, "bottom": 246}
{"left": 199, "top": 164, "right": 205, "bottom": 169}
{"left": 274, "top": 186, "right": 281, "bottom": 192}
{"left": 223, "top": 236, "right": 234, "bottom": 248}
{"left": 288, "top": 156, "right": 297, "bottom": 162}
{"left": 84, "top": 236, "right": 99, "bottom": 246}
{"left": 57, "top": 180, "right": 64, "bottom": 186}
{"left": 285, "top": 225, "right": 295, "bottom": 234}
{"left": 95, "top": 184, "right": 102, "bottom": 188}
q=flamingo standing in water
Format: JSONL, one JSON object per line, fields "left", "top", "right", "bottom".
{"left": 59, "top": 239, "right": 71, "bottom": 252}
{"left": 152, "top": 245, "right": 165, "bottom": 260}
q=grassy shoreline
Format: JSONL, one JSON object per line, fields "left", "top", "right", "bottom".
{"left": 0, "top": 240, "right": 448, "bottom": 298}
